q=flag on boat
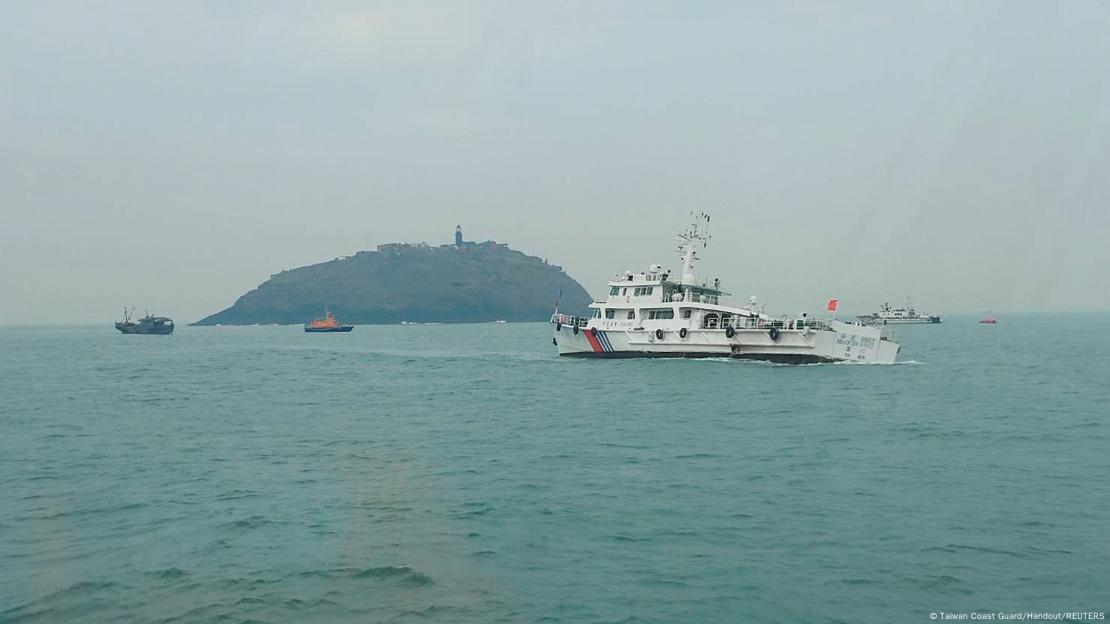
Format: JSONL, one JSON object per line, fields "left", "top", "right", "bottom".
{"left": 827, "top": 298, "right": 838, "bottom": 311}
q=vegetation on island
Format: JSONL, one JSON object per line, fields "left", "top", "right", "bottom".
{"left": 192, "top": 237, "right": 592, "bottom": 326}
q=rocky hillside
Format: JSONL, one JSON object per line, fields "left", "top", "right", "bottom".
{"left": 193, "top": 241, "right": 592, "bottom": 325}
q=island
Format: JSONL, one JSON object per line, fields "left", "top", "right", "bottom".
{"left": 192, "top": 226, "right": 593, "bottom": 326}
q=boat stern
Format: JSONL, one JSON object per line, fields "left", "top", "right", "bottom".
{"left": 824, "top": 320, "right": 900, "bottom": 364}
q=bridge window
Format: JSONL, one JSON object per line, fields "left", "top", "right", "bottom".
{"left": 682, "top": 309, "right": 692, "bottom": 319}
{"left": 610, "top": 286, "right": 620, "bottom": 296}
{"left": 647, "top": 309, "right": 674, "bottom": 319}
{"left": 627, "top": 311, "right": 635, "bottom": 320}
{"left": 605, "top": 309, "right": 615, "bottom": 319}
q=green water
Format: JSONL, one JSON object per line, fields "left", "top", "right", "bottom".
{"left": 1, "top": 316, "right": 1107, "bottom": 623}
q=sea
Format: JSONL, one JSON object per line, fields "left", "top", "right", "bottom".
{"left": 1, "top": 315, "right": 1108, "bottom": 624}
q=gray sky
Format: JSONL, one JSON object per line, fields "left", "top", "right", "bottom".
{"left": 3, "top": 1, "right": 1109, "bottom": 324}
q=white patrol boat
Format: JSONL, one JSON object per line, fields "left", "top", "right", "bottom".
{"left": 551, "top": 213, "right": 900, "bottom": 364}
{"left": 857, "top": 299, "right": 941, "bottom": 325}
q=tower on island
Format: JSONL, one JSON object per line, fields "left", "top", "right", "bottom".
{"left": 455, "top": 225, "right": 463, "bottom": 247}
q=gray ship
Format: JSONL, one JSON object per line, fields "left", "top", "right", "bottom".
{"left": 115, "top": 308, "right": 174, "bottom": 335}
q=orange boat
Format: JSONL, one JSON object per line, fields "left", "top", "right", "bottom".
{"left": 979, "top": 312, "right": 997, "bottom": 324}
{"left": 304, "top": 308, "right": 354, "bottom": 333}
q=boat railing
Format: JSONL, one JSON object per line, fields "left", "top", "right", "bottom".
{"left": 716, "top": 315, "right": 836, "bottom": 332}
{"left": 690, "top": 293, "right": 719, "bottom": 305}
{"left": 664, "top": 293, "right": 720, "bottom": 305}
{"left": 553, "top": 311, "right": 839, "bottom": 332}
{"left": 551, "top": 313, "right": 590, "bottom": 328}
{"left": 613, "top": 272, "right": 667, "bottom": 283}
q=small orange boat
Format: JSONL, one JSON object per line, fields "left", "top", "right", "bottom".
{"left": 979, "top": 312, "right": 997, "bottom": 324}
{"left": 304, "top": 308, "right": 354, "bottom": 333}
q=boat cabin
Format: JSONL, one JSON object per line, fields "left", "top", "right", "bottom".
{"left": 586, "top": 264, "right": 771, "bottom": 332}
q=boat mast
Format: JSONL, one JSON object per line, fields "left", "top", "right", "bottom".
{"left": 675, "top": 211, "right": 711, "bottom": 289}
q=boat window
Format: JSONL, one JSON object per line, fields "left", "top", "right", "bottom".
{"left": 622, "top": 288, "right": 627, "bottom": 295}
{"left": 593, "top": 309, "right": 601, "bottom": 318}
{"left": 647, "top": 309, "right": 674, "bottom": 320}
{"left": 610, "top": 286, "right": 620, "bottom": 296}
{"left": 682, "top": 309, "right": 692, "bottom": 319}
{"left": 627, "top": 311, "right": 635, "bottom": 320}
{"left": 605, "top": 309, "right": 615, "bottom": 319}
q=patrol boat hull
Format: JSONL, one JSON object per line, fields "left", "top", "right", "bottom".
{"left": 553, "top": 320, "right": 899, "bottom": 364}
{"left": 115, "top": 322, "right": 174, "bottom": 335}
{"left": 858, "top": 315, "right": 941, "bottom": 325}
{"left": 304, "top": 325, "right": 354, "bottom": 333}
{"left": 857, "top": 300, "right": 940, "bottom": 325}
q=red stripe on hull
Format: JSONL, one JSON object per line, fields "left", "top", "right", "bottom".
{"left": 583, "top": 329, "right": 603, "bottom": 352}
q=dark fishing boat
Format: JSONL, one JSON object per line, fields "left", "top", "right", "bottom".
{"left": 115, "top": 308, "right": 174, "bottom": 334}
{"left": 304, "top": 308, "right": 354, "bottom": 333}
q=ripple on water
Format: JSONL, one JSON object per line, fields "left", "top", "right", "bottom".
{"left": 228, "top": 515, "right": 277, "bottom": 530}
{"left": 1, "top": 580, "right": 128, "bottom": 621}
{"left": 298, "top": 566, "right": 434, "bottom": 587}
{"left": 150, "top": 567, "right": 189, "bottom": 579}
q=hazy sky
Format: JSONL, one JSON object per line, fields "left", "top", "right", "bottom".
{"left": 3, "top": 1, "right": 1109, "bottom": 324}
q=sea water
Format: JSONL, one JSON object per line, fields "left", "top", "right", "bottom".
{"left": 1, "top": 315, "right": 1108, "bottom": 623}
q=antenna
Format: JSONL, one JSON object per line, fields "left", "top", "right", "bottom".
{"left": 675, "top": 211, "right": 711, "bottom": 285}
